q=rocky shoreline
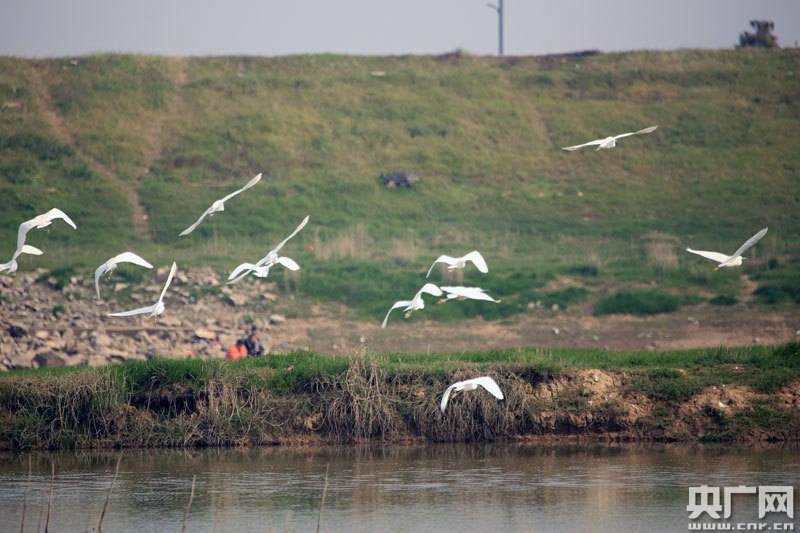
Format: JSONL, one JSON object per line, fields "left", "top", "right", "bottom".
{"left": 0, "top": 266, "right": 297, "bottom": 370}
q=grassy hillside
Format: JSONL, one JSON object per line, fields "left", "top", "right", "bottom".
{"left": 1, "top": 49, "right": 798, "bottom": 321}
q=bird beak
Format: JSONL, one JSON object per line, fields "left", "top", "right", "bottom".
{"left": 713, "top": 267, "right": 719, "bottom": 271}
{"left": 404, "top": 311, "right": 411, "bottom": 319}
{"left": 437, "top": 298, "right": 447, "bottom": 305}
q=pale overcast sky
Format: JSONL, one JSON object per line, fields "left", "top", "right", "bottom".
{"left": 1, "top": 1, "right": 798, "bottom": 58}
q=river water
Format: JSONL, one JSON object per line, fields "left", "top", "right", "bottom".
{"left": 0, "top": 444, "right": 797, "bottom": 532}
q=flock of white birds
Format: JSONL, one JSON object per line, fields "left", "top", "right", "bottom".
{"left": 0, "top": 125, "right": 772, "bottom": 412}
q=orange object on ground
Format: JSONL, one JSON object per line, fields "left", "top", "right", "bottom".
{"left": 225, "top": 342, "right": 247, "bottom": 360}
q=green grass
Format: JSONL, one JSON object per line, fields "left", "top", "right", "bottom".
{"left": 0, "top": 50, "right": 798, "bottom": 321}
{"left": 593, "top": 290, "right": 681, "bottom": 316}
{"left": 0, "top": 342, "right": 797, "bottom": 448}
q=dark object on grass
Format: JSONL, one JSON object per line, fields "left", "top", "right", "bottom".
{"left": 738, "top": 20, "right": 778, "bottom": 48}
{"left": 381, "top": 172, "right": 420, "bottom": 188}
{"left": 593, "top": 290, "right": 680, "bottom": 316}
{"left": 709, "top": 295, "right": 738, "bottom": 306}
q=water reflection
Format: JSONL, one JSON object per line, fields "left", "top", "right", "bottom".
{"left": 0, "top": 444, "right": 797, "bottom": 532}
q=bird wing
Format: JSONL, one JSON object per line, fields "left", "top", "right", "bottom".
{"left": 179, "top": 205, "right": 214, "bottom": 236}
{"left": 418, "top": 283, "right": 443, "bottom": 298}
{"left": 562, "top": 138, "right": 605, "bottom": 151}
{"left": 19, "top": 209, "right": 76, "bottom": 248}
{"left": 686, "top": 249, "right": 731, "bottom": 263}
{"left": 440, "top": 286, "right": 499, "bottom": 303}
{"left": 425, "top": 255, "right": 458, "bottom": 278}
{"left": 16, "top": 219, "right": 37, "bottom": 250}
{"left": 44, "top": 208, "right": 77, "bottom": 230}
{"left": 94, "top": 261, "right": 110, "bottom": 300}
{"left": 271, "top": 215, "right": 310, "bottom": 254}
{"left": 227, "top": 262, "right": 260, "bottom": 283}
{"left": 440, "top": 383, "right": 459, "bottom": 413}
{"left": 275, "top": 256, "right": 301, "bottom": 271}
{"left": 109, "top": 303, "right": 158, "bottom": 317}
{"left": 726, "top": 227, "right": 768, "bottom": 262}
{"left": 381, "top": 300, "right": 412, "bottom": 328}
{"left": 112, "top": 251, "right": 154, "bottom": 270}
{"left": 474, "top": 376, "right": 504, "bottom": 400}
{"left": 158, "top": 262, "right": 177, "bottom": 303}
{"left": 218, "top": 172, "right": 262, "bottom": 203}
{"left": 613, "top": 126, "right": 658, "bottom": 140}
{"left": 463, "top": 250, "right": 488, "bottom": 273}
{"left": 3, "top": 244, "right": 43, "bottom": 273}
{"left": 18, "top": 244, "right": 42, "bottom": 256}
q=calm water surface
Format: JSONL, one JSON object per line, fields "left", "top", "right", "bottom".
{"left": 0, "top": 444, "right": 797, "bottom": 532}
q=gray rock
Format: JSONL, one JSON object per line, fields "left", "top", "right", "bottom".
{"left": 194, "top": 328, "right": 216, "bottom": 340}
{"left": 33, "top": 351, "right": 67, "bottom": 368}
{"left": 227, "top": 294, "right": 248, "bottom": 306}
{"left": 160, "top": 315, "right": 182, "bottom": 327}
{"left": 7, "top": 324, "right": 26, "bottom": 338}
{"left": 91, "top": 332, "right": 113, "bottom": 347}
{"left": 8, "top": 350, "right": 35, "bottom": 369}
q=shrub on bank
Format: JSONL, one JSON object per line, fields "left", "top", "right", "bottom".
{"left": 592, "top": 290, "right": 680, "bottom": 316}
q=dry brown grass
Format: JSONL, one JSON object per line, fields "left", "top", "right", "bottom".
{"left": 642, "top": 231, "right": 680, "bottom": 269}
{"left": 390, "top": 238, "right": 419, "bottom": 264}
{"left": 323, "top": 355, "right": 400, "bottom": 442}
{"left": 313, "top": 224, "right": 371, "bottom": 261}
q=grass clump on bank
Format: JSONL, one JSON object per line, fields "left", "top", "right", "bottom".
{"left": 592, "top": 290, "right": 680, "bottom": 316}
{"left": 0, "top": 343, "right": 798, "bottom": 449}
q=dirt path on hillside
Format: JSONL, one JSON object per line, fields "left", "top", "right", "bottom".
{"left": 30, "top": 59, "right": 189, "bottom": 238}
{"left": 29, "top": 65, "right": 150, "bottom": 236}
{"left": 137, "top": 57, "right": 189, "bottom": 187}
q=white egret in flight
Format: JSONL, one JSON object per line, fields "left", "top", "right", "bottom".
{"left": 179, "top": 173, "right": 262, "bottom": 236}
{"left": 562, "top": 126, "right": 657, "bottom": 151}
{"left": 227, "top": 215, "right": 309, "bottom": 284}
{"left": 686, "top": 227, "right": 768, "bottom": 270}
{"left": 94, "top": 252, "right": 154, "bottom": 300}
{"left": 425, "top": 250, "right": 488, "bottom": 279}
{"left": 440, "top": 376, "right": 505, "bottom": 414}
{"left": 381, "top": 283, "right": 443, "bottom": 328}
{"left": 109, "top": 262, "right": 176, "bottom": 317}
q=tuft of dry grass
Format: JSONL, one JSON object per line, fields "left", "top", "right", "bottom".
{"left": 323, "top": 355, "right": 399, "bottom": 442}
{"left": 313, "top": 224, "right": 371, "bottom": 261}
{"left": 642, "top": 231, "right": 680, "bottom": 270}
{"left": 390, "top": 238, "right": 419, "bottom": 265}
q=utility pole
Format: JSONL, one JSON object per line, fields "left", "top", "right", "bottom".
{"left": 486, "top": 0, "right": 504, "bottom": 55}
